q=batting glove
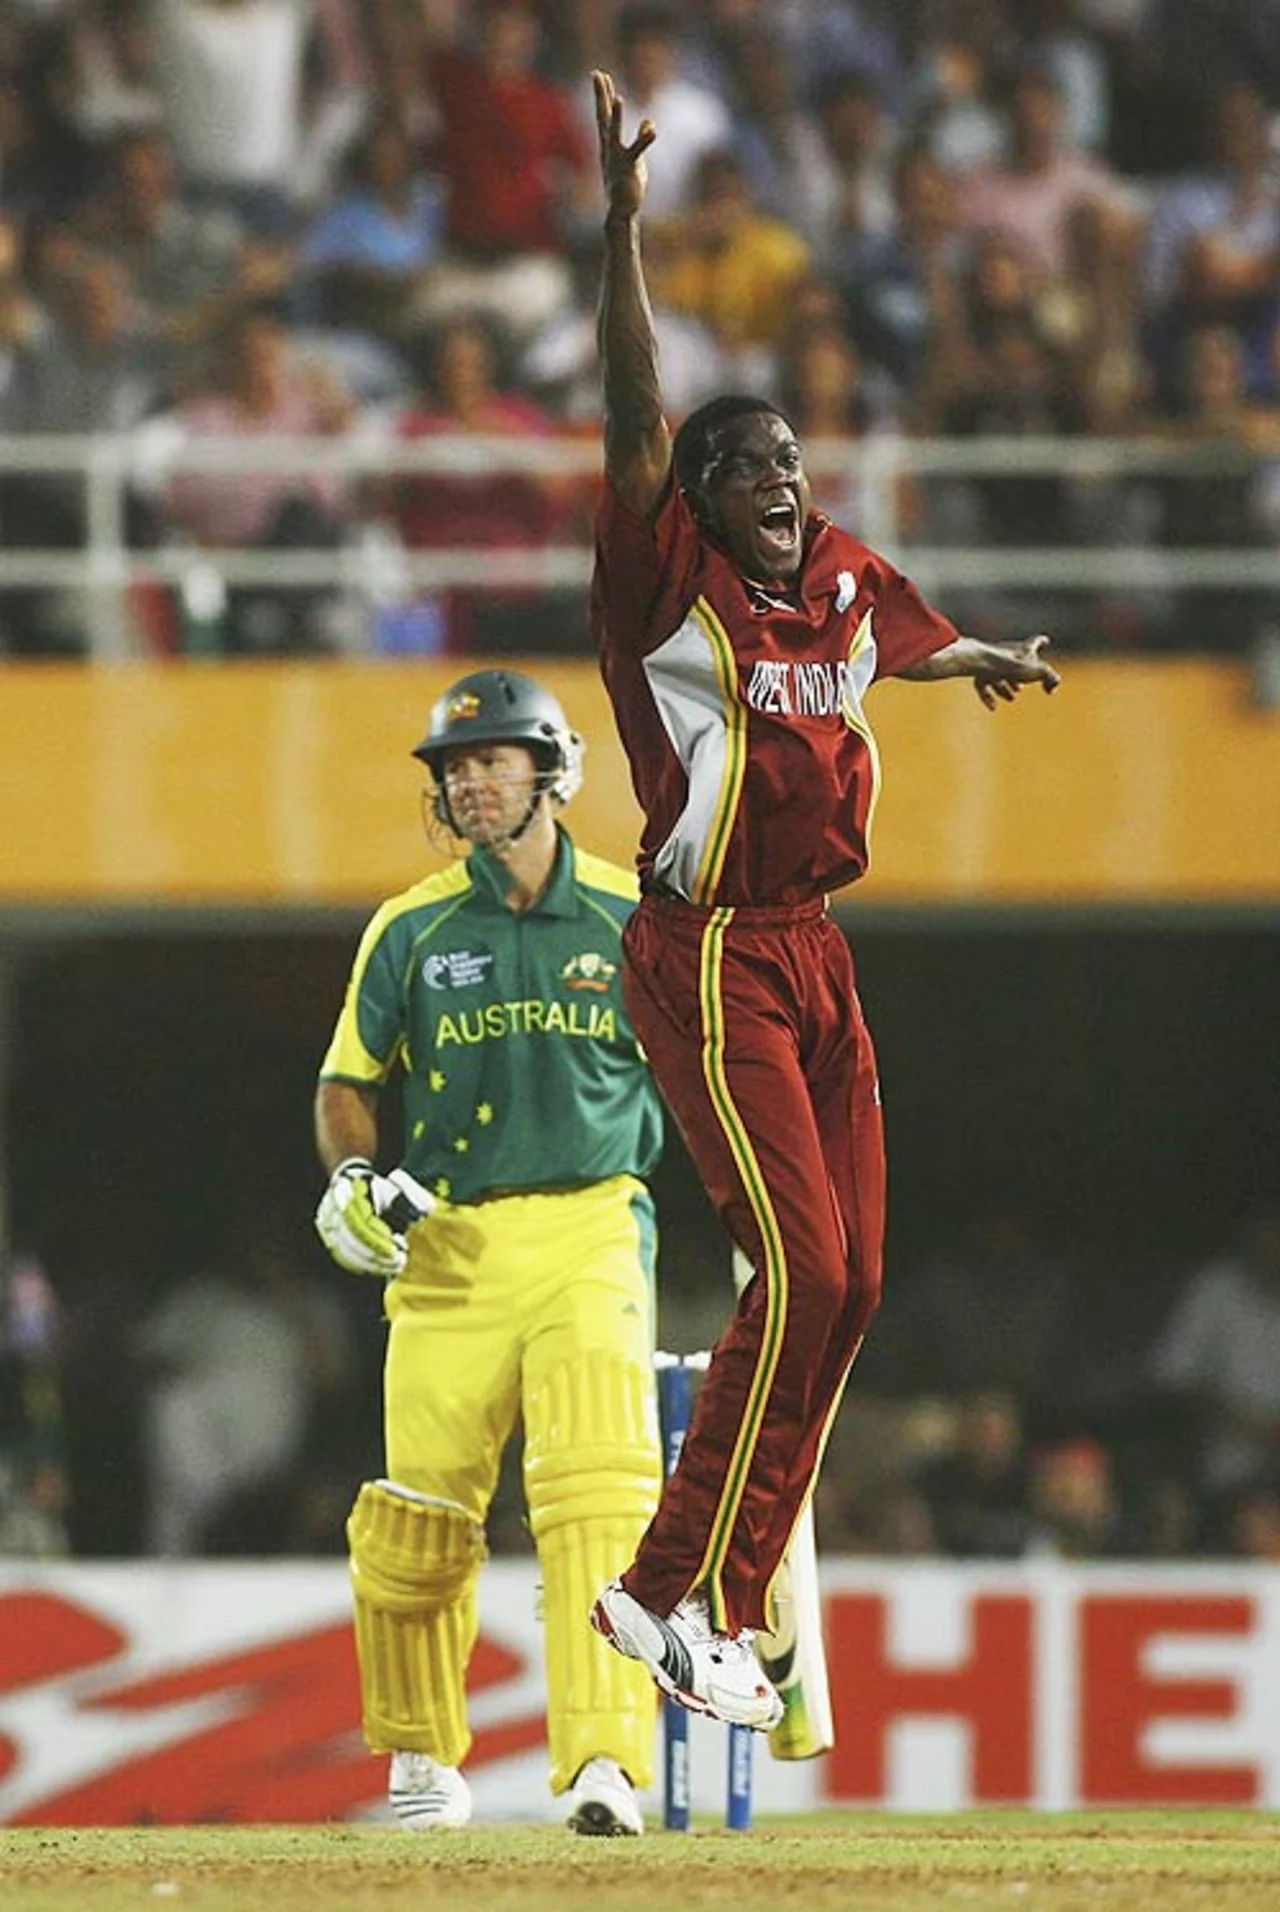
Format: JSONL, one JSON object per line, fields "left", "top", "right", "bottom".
{"left": 315, "top": 1157, "right": 435, "bottom": 1277}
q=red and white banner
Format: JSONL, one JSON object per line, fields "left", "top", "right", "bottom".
{"left": 2, "top": 1560, "right": 1277, "bottom": 1823}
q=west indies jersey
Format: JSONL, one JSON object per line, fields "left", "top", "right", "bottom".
{"left": 591, "top": 476, "right": 958, "bottom": 906}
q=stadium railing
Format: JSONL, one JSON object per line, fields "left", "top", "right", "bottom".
{"left": 0, "top": 430, "right": 1276, "bottom": 659}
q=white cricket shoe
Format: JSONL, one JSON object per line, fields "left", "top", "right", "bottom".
{"left": 590, "top": 1580, "right": 783, "bottom": 1732}
{"left": 388, "top": 1750, "right": 472, "bottom": 1830}
{"left": 564, "top": 1755, "right": 644, "bottom": 1837}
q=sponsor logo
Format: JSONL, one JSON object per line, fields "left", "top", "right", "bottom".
{"left": 835, "top": 569, "right": 857, "bottom": 612}
{"left": 562, "top": 952, "right": 617, "bottom": 992}
{"left": 0, "top": 1580, "right": 544, "bottom": 1826}
{"left": 422, "top": 949, "right": 495, "bottom": 990}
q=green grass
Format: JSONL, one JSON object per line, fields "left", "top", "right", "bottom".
{"left": 4, "top": 1815, "right": 1280, "bottom": 1912}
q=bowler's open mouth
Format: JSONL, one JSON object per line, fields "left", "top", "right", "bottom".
{"left": 757, "top": 493, "right": 801, "bottom": 561}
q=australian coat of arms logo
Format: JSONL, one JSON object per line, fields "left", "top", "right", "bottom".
{"left": 562, "top": 951, "right": 617, "bottom": 992}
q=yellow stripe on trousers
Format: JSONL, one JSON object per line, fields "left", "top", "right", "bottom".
{"left": 690, "top": 907, "right": 790, "bottom": 1631}
{"left": 759, "top": 1332, "right": 864, "bottom": 1628}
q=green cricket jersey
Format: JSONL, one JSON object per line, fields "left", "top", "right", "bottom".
{"left": 319, "top": 828, "right": 664, "bottom": 1202}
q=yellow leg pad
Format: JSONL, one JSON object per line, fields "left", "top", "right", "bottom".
{"left": 346, "top": 1480, "right": 487, "bottom": 1762}
{"left": 524, "top": 1356, "right": 663, "bottom": 1794}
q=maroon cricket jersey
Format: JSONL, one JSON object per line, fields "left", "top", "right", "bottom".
{"left": 591, "top": 476, "right": 958, "bottom": 907}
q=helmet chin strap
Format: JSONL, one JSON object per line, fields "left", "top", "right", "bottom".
{"left": 442, "top": 774, "right": 553, "bottom": 857}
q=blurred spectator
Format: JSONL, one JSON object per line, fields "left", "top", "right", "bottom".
{"left": 1142, "top": 79, "right": 1280, "bottom": 409}
{"left": 0, "top": 1250, "right": 69, "bottom": 1559}
{"left": 381, "top": 313, "right": 565, "bottom": 651}
{"left": 815, "top": 1394, "right": 946, "bottom": 1555}
{"left": 150, "top": 0, "right": 369, "bottom": 235}
{"left": 59, "top": 0, "right": 164, "bottom": 146}
{"left": 159, "top": 304, "right": 355, "bottom": 653}
{"left": 1130, "top": 1473, "right": 1199, "bottom": 1557}
{"left": 842, "top": 142, "right": 969, "bottom": 394}
{"left": 1149, "top": 1202, "right": 1280, "bottom": 1499}
{"left": 809, "top": 68, "right": 898, "bottom": 273}
{"left": 916, "top": 230, "right": 1081, "bottom": 584}
{"left": 1029, "top": 1434, "right": 1127, "bottom": 1556}
{"left": 1148, "top": 323, "right": 1277, "bottom": 654}
{"left": 0, "top": 45, "right": 89, "bottom": 226}
{"left": 1042, "top": 194, "right": 1145, "bottom": 422}
{"left": 135, "top": 1217, "right": 353, "bottom": 1557}
{"left": 75, "top": 129, "right": 285, "bottom": 396}
{"left": 907, "top": 20, "right": 1006, "bottom": 173}
{"left": 1013, "top": 0, "right": 1112, "bottom": 154}
{"left": 616, "top": 2, "right": 731, "bottom": 222}
{"left": 5, "top": 250, "right": 153, "bottom": 435}
{"left": 0, "top": 251, "right": 155, "bottom": 656}
{"left": 957, "top": 58, "right": 1139, "bottom": 280}
{"left": 419, "top": 0, "right": 591, "bottom": 343}
{"left": 916, "top": 1391, "right": 1034, "bottom": 1559}
{"left": 689, "top": 0, "right": 905, "bottom": 113}
{"left": 780, "top": 315, "right": 877, "bottom": 440}
{"left": 876, "top": 1203, "right": 1080, "bottom": 1412}
{"left": 0, "top": 207, "right": 41, "bottom": 388}
{"left": 775, "top": 309, "right": 902, "bottom": 530}
{"left": 1226, "top": 1478, "right": 1280, "bottom": 1561}
{"left": 299, "top": 119, "right": 444, "bottom": 352}
{"left": 649, "top": 147, "right": 811, "bottom": 377}
{"left": 519, "top": 239, "right": 728, "bottom": 423}
{"left": 718, "top": 24, "right": 829, "bottom": 243}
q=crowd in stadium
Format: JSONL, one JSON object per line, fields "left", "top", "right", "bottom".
{"left": 7, "top": 1196, "right": 1280, "bottom": 1565}
{"left": 0, "top": 0, "right": 1277, "bottom": 657}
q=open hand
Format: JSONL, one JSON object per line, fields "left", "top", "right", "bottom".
{"left": 972, "top": 634, "right": 1061, "bottom": 711}
{"left": 593, "top": 69, "right": 655, "bottom": 219}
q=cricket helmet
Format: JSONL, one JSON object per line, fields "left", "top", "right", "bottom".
{"left": 412, "top": 669, "right": 584, "bottom": 805}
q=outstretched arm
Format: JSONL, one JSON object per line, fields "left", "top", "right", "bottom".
{"left": 593, "top": 69, "right": 672, "bottom": 517}
{"left": 899, "top": 634, "right": 1061, "bottom": 711}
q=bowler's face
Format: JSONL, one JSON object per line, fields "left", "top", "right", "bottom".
{"left": 696, "top": 412, "right": 812, "bottom": 583}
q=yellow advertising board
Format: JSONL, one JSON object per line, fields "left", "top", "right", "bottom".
{"left": 1, "top": 659, "right": 1277, "bottom": 908}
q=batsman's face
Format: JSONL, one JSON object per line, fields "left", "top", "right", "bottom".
{"left": 440, "top": 741, "right": 540, "bottom": 849}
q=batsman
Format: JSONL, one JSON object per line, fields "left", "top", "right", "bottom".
{"left": 314, "top": 668, "right": 665, "bottom": 1836}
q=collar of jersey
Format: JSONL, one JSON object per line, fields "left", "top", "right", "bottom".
{"left": 465, "top": 826, "right": 579, "bottom": 917}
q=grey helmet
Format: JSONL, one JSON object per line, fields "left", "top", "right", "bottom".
{"left": 412, "top": 669, "right": 584, "bottom": 806}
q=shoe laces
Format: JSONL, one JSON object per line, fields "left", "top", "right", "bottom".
{"left": 673, "top": 1595, "right": 755, "bottom": 1662}
{"left": 392, "top": 1751, "right": 453, "bottom": 1795}
{"left": 395, "top": 1752, "right": 435, "bottom": 1784}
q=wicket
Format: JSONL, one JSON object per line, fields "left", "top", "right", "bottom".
{"left": 653, "top": 1350, "right": 754, "bottom": 1832}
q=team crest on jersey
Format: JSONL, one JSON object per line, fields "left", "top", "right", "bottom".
{"left": 446, "top": 691, "right": 483, "bottom": 721}
{"left": 562, "top": 951, "right": 617, "bottom": 992}
{"left": 423, "top": 948, "right": 495, "bottom": 990}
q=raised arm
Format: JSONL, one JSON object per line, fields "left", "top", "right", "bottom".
{"left": 592, "top": 69, "right": 672, "bottom": 516}
{"left": 899, "top": 634, "right": 1061, "bottom": 711}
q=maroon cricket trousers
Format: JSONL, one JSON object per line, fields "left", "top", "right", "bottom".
{"left": 619, "top": 891, "right": 886, "bottom": 1635}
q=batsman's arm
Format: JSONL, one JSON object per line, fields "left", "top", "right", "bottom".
{"left": 593, "top": 68, "right": 672, "bottom": 517}
{"left": 315, "top": 1079, "right": 380, "bottom": 1173}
